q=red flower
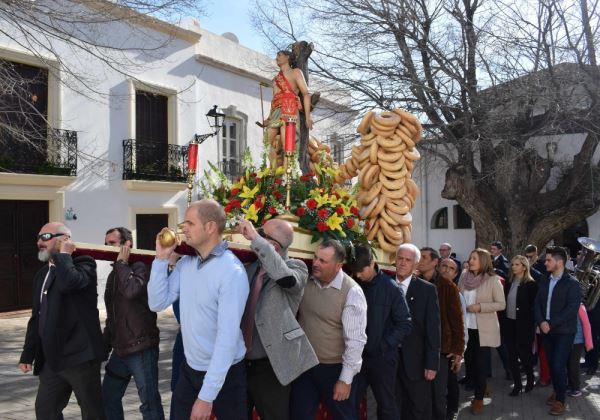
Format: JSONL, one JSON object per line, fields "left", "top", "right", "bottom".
{"left": 224, "top": 204, "right": 232, "bottom": 213}
{"left": 346, "top": 218, "right": 355, "bottom": 229}
{"left": 273, "top": 191, "right": 282, "bottom": 200}
{"left": 230, "top": 188, "right": 240, "bottom": 196}
{"left": 317, "top": 208, "right": 329, "bottom": 219}
{"left": 296, "top": 207, "right": 306, "bottom": 216}
{"left": 268, "top": 206, "right": 278, "bottom": 215}
{"left": 316, "top": 221, "right": 329, "bottom": 232}
{"left": 250, "top": 172, "right": 257, "bottom": 178}
{"left": 253, "top": 197, "right": 263, "bottom": 209}
{"left": 350, "top": 206, "right": 360, "bottom": 216}
{"left": 300, "top": 174, "right": 312, "bottom": 182}
{"left": 333, "top": 192, "right": 341, "bottom": 199}
{"left": 275, "top": 178, "right": 283, "bottom": 185}
{"left": 306, "top": 199, "right": 318, "bottom": 209}
{"left": 255, "top": 177, "right": 262, "bottom": 183}
{"left": 335, "top": 207, "right": 344, "bottom": 216}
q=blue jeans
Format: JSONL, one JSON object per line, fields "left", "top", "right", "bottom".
{"left": 543, "top": 333, "right": 575, "bottom": 403}
{"left": 169, "top": 329, "right": 184, "bottom": 420}
{"left": 102, "top": 347, "right": 164, "bottom": 420}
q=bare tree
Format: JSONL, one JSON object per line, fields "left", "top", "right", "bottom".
{"left": 252, "top": 0, "right": 600, "bottom": 254}
{"left": 0, "top": 0, "right": 203, "bottom": 174}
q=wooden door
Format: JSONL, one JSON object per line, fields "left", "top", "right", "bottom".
{"left": 0, "top": 200, "right": 48, "bottom": 311}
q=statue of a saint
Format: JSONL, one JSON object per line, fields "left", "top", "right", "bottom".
{"left": 264, "top": 50, "right": 313, "bottom": 168}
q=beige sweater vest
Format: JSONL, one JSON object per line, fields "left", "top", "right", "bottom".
{"left": 299, "top": 275, "right": 354, "bottom": 364}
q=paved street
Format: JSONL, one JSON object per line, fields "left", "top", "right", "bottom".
{"left": 1, "top": 308, "right": 600, "bottom": 419}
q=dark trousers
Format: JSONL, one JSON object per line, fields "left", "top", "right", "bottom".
{"left": 543, "top": 333, "right": 575, "bottom": 403}
{"left": 504, "top": 319, "right": 535, "bottom": 388}
{"left": 246, "top": 358, "right": 290, "bottom": 420}
{"left": 173, "top": 360, "right": 247, "bottom": 420}
{"left": 446, "top": 368, "right": 459, "bottom": 415}
{"left": 431, "top": 354, "right": 450, "bottom": 420}
{"left": 396, "top": 350, "right": 432, "bottom": 420}
{"left": 102, "top": 347, "right": 164, "bottom": 420}
{"left": 290, "top": 363, "right": 359, "bottom": 420}
{"left": 464, "top": 329, "right": 490, "bottom": 400}
{"left": 355, "top": 351, "right": 399, "bottom": 420}
{"left": 567, "top": 343, "right": 585, "bottom": 391}
{"left": 169, "top": 329, "right": 184, "bottom": 420}
{"left": 36, "top": 359, "right": 105, "bottom": 420}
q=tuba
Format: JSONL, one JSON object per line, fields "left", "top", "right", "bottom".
{"left": 575, "top": 237, "right": 600, "bottom": 310}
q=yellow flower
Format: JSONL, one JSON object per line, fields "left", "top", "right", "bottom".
{"left": 243, "top": 204, "right": 260, "bottom": 223}
{"left": 257, "top": 167, "right": 271, "bottom": 179}
{"left": 326, "top": 212, "right": 344, "bottom": 232}
{"left": 314, "top": 193, "right": 330, "bottom": 208}
{"left": 275, "top": 166, "right": 286, "bottom": 177}
{"left": 239, "top": 185, "right": 259, "bottom": 200}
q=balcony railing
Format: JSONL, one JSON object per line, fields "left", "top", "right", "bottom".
{"left": 122, "top": 139, "right": 189, "bottom": 182}
{"left": 218, "top": 159, "right": 243, "bottom": 181}
{"left": 0, "top": 127, "right": 78, "bottom": 176}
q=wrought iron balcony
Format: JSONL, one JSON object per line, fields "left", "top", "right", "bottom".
{"left": 218, "top": 159, "right": 243, "bottom": 181}
{"left": 0, "top": 127, "right": 78, "bottom": 176}
{"left": 122, "top": 139, "right": 189, "bottom": 182}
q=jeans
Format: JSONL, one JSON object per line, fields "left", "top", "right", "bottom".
{"left": 543, "top": 333, "right": 576, "bottom": 403}
{"left": 169, "top": 329, "right": 184, "bottom": 420}
{"left": 102, "top": 347, "right": 164, "bottom": 420}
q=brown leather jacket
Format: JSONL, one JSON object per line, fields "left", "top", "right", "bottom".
{"left": 103, "top": 261, "right": 159, "bottom": 357}
{"left": 437, "top": 274, "right": 465, "bottom": 355}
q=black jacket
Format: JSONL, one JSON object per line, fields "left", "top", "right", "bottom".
{"left": 398, "top": 275, "right": 441, "bottom": 380}
{"left": 103, "top": 261, "right": 159, "bottom": 357}
{"left": 534, "top": 271, "right": 581, "bottom": 335}
{"left": 493, "top": 254, "right": 510, "bottom": 279}
{"left": 20, "top": 254, "right": 104, "bottom": 375}
{"left": 501, "top": 279, "right": 538, "bottom": 344}
{"left": 358, "top": 268, "right": 412, "bottom": 357}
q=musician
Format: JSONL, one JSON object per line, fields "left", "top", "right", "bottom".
{"left": 19, "top": 222, "right": 105, "bottom": 420}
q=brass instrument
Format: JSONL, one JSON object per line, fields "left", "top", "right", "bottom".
{"left": 575, "top": 237, "right": 600, "bottom": 310}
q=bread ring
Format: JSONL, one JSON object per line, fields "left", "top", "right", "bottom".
{"left": 379, "top": 217, "right": 403, "bottom": 242}
{"left": 377, "top": 229, "right": 399, "bottom": 253}
{"left": 405, "top": 160, "right": 414, "bottom": 173}
{"left": 378, "top": 158, "right": 405, "bottom": 172}
{"left": 406, "top": 178, "right": 419, "bottom": 199}
{"left": 382, "top": 185, "right": 408, "bottom": 200}
{"left": 351, "top": 145, "right": 364, "bottom": 161}
{"left": 334, "top": 174, "right": 346, "bottom": 184}
{"left": 394, "top": 130, "right": 415, "bottom": 148}
{"left": 318, "top": 143, "right": 331, "bottom": 153}
{"left": 396, "top": 123, "right": 413, "bottom": 140}
{"left": 357, "top": 148, "right": 370, "bottom": 166}
{"left": 309, "top": 137, "right": 319, "bottom": 150}
{"left": 358, "top": 161, "right": 372, "bottom": 184}
{"left": 370, "top": 123, "right": 396, "bottom": 138}
{"left": 360, "top": 196, "right": 379, "bottom": 219}
{"left": 370, "top": 142, "right": 379, "bottom": 165}
{"left": 381, "top": 166, "right": 408, "bottom": 181}
{"left": 371, "top": 194, "right": 387, "bottom": 217}
{"left": 385, "top": 142, "right": 407, "bottom": 153}
{"left": 363, "top": 181, "right": 383, "bottom": 204}
{"left": 404, "top": 147, "right": 421, "bottom": 161}
{"left": 340, "top": 164, "right": 350, "bottom": 180}
{"left": 387, "top": 209, "right": 412, "bottom": 226}
{"left": 386, "top": 199, "right": 410, "bottom": 215}
{"left": 366, "top": 219, "right": 380, "bottom": 241}
{"left": 361, "top": 134, "right": 376, "bottom": 147}
{"left": 362, "top": 164, "right": 380, "bottom": 190}
{"left": 379, "top": 172, "right": 406, "bottom": 190}
{"left": 377, "top": 148, "right": 404, "bottom": 163}
{"left": 401, "top": 224, "right": 412, "bottom": 243}
{"left": 357, "top": 189, "right": 368, "bottom": 205}
{"left": 373, "top": 111, "right": 401, "bottom": 129}
{"left": 376, "top": 135, "right": 401, "bottom": 149}
{"left": 310, "top": 152, "right": 320, "bottom": 163}
{"left": 357, "top": 111, "right": 374, "bottom": 135}
{"left": 377, "top": 207, "right": 395, "bottom": 226}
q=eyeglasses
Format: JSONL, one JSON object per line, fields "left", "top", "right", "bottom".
{"left": 37, "top": 232, "right": 66, "bottom": 242}
{"left": 257, "top": 227, "right": 284, "bottom": 249}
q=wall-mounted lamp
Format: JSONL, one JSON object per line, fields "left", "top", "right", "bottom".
{"left": 194, "top": 105, "right": 226, "bottom": 145}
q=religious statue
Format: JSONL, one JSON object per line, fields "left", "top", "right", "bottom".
{"left": 264, "top": 49, "right": 313, "bottom": 169}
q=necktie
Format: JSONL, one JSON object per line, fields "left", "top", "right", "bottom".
{"left": 241, "top": 267, "right": 266, "bottom": 352}
{"left": 38, "top": 266, "right": 53, "bottom": 337}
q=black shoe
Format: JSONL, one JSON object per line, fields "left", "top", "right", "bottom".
{"left": 525, "top": 378, "right": 535, "bottom": 393}
{"left": 509, "top": 386, "right": 523, "bottom": 396}
{"left": 458, "top": 376, "right": 469, "bottom": 384}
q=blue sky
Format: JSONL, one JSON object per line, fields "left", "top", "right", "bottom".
{"left": 200, "top": 0, "right": 269, "bottom": 53}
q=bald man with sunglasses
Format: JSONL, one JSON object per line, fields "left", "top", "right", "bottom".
{"left": 19, "top": 222, "right": 105, "bottom": 420}
{"left": 237, "top": 218, "right": 318, "bottom": 420}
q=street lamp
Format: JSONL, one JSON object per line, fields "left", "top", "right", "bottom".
{"left": 187, "top": 105, "right": 226, "bottom": 205}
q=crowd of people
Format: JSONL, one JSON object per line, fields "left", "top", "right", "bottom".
{"left": 17, "top": 198, "right": 600, "bottom": 420}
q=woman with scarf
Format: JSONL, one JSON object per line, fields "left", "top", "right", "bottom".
{"left": 502, "top": 255, "right": 538, "bottom": 396}
{"left": 459, "top": 248, "right": 506, "bottom": 415}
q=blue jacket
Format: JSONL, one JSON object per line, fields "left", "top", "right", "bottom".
{"left": 534, "top": 271, "right": 581, "bottom": 335}
{"left": 358, "top": 268, "right": 412, "bottom": 356}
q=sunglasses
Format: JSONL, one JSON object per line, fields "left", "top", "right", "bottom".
{"left": 257, "top": 227, "right": 284, "bottom": 249}
{"left": 37, "top": 232, "right": 66, "bottom": 242}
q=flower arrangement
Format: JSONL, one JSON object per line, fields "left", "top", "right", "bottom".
{"left": 199, "top": 150, "right": 366, "bottom": 247}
